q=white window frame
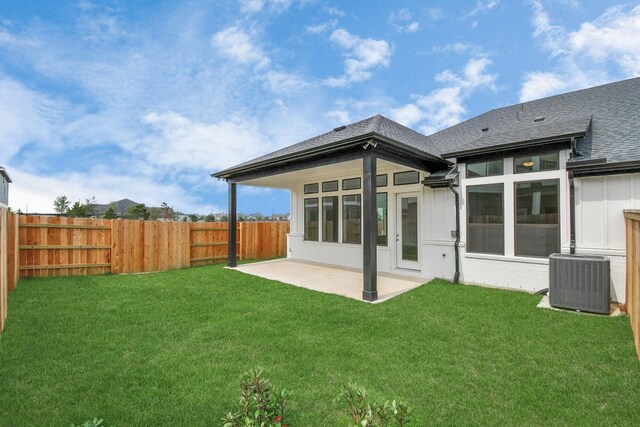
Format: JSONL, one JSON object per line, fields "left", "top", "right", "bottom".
{"left": 460, "top": 150, "right": 569, "bottom": 260}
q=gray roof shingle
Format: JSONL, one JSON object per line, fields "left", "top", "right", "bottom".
{"left": 214, "top": 77, "right": 640, "bottom": 178}
{"left": 215, "top": 114, "right": 442, "bottom": 176}
{"left": 434, "top": 77, "right": 640, "bottom": 162}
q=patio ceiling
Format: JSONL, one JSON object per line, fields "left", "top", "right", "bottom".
{"left": 237, "top": 158, "right": 411, "bottom": 188}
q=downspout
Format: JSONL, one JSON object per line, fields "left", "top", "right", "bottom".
{"left": 569, "top": 137, "right": 577, "bottom": 254}
{"left": 448, "top": 183, "right": 461, "bottom": 283}
{"left": 568, "top": 169, "right": 576, "bottom": 255}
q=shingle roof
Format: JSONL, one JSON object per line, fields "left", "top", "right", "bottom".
{"left": 215, "top": 114, "right": 442, "bottom": 176}
{"left": 435, "top": 77, "right": 640, "bottom": 162}
{"left": 214, "top": 77, "right": 640, "bottom": 179}
{"left": 444, "top": 116, "right": 592, "bottom": 156}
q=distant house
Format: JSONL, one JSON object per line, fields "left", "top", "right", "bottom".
{"left": 0, "top": 166, "right": 11, "bottom": 208}
{"left": 214, "top": 77, "right": 640, "bottom": 303}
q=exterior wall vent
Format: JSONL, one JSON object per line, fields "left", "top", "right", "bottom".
{"left": 549, "top": 254, "right": 610, "bottom": 314}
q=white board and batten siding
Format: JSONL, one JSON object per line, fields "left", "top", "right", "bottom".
{"left": 574, "top": 173, "right": 640, "bottom": 303}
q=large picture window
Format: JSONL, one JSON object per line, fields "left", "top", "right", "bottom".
{"left": 467, "top": 184, "right": 504, "bottom": 255}
{"left": 342, "top": 194, "right": 361, "bottom": 244}
{"left": 377, "top": 193, "right": 388, "bottom": 246}
{"left": 322, "top": 196, "right": 339, "bottom": 242}
{"left": 515, "top": 179, "right": 559, "bottom": 257}
{"left": 304, "top": 198, "right": 319, "bottom": 241}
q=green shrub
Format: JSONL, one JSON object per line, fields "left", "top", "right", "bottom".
{"left": 223, "top": 367, "right": 292, "bottom": 427}
{"left": 336, "top": 383, "right": 412, "bottom": 426}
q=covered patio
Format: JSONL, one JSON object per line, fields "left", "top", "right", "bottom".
{"left": 213, "top": 115, "right": 452, "bottom": 302}
{"left": 231, "top": 258, "right": 425, "bottom": 303}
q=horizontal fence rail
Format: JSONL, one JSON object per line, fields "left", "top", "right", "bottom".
{"left": 15, "top": 215, "right": 289, "bottom": 277}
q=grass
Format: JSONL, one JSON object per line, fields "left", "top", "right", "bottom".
{"left": 0, "top": 265, "right": 639, "bottom": 426}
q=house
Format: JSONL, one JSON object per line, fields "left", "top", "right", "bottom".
{"left": 0, "top": 166, "right": 11, "bottom": 209}
{"left": 213, "top": 77, "right": 640, "bottom": 303}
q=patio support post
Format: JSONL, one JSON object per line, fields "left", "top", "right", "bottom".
{"left": 362, "top": 148, "right": 378, "bottom": 301}
{"left": 228, "top": 181, "right": 237, "bottom": 267}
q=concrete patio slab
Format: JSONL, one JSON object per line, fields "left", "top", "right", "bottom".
{"left": 230, "top": 259, "right": 425, "bottom": 303}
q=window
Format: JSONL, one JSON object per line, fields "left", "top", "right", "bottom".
{"left": 377, "top": 193, "right": 388, "bottom": 246}
{"left": 394, "top": 171, "right": 420, "bottom": 185}
{"left": 342, "top": 194, "right": 361, "bottom": 244}
{"left": 304, "top": 183, "right": 318, "bottom": 194}
{"left": 376, "top": 174, "right": 388, "bottom": 187}
{"left": 342, "top": 177, "right": 361, "bottom": 190}
{"left": 466, "top": 159, "right": 503, "bottom": 178}
{"left": 515, "top": 152, "right": 559, "bottom": 173}
{"left": 304, "top": 198, "right": 319, "bottom": 241}
{"left": 467, "top": 184, "right": 504, "bottom": 255}
{"left": 322, "top": 196, "right": 339, "bottom": 242}
{"left": 515, "top": 179, "right": 559, "bottom": 257}
{"left": 322, "top": 180, "right": 338, "bottom": 192}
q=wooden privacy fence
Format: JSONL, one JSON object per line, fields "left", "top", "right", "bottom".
{"left": 17, "top": 215, "right": 289, "bottom": 278}
{"left": 624, "top": 210, "right": 640, "bottom": 361}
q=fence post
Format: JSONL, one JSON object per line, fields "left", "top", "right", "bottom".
{"left": 624, "top": 210, "right": 640, "bottom": 361}
{"left": 7, "top": 213, "right": 18, "bottom": 291}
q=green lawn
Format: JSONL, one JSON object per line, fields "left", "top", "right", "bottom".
{"left": 0, "top": 265, "right": 639, "bottom": 426}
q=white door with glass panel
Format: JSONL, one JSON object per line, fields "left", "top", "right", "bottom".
{"left": 396, "top": 193, "right": 419, "bottom": 269}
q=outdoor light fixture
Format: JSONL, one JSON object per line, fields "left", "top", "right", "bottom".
{"left": 522, "top": 160, "right": 535, "bottom": 167}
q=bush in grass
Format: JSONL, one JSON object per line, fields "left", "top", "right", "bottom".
{"left": 223, "top": 367, "right": 292, "bottom": 427}
{"left": 336, "top": 383, "right": 412, "bottom": 426}
{"left": 69, "top": 418, "right": 104, "bottom": 427}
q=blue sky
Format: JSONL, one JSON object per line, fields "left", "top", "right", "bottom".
{"left": 1, "top": 0, "right": 639, "bottom": 215}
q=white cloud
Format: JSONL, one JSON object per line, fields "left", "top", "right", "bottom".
{"left": 239, "top": 0, "right": 293, "bottom": 14}
{"left": 7, "top": 167, "right": 218, "bottom": 215}
{"left": 423, "top": 8, "right": 443, "bottom": 21}
{"left": 467, "top": 0, "right": 501, "bottom": 17}
{"left": 519, "top": 71, "right": 569, "bottom": 103}
{"left": 324, "top": 109, "right": 351, "bottom": 125}
{"left": 0, "top": 76, "right": 60, "bottom": 159}
{"left": 0, "top": 2, "right": 324, "bottom": 216}
{"left": 390, "top": 57, "right": 497, "bottom": 134}
{"left": 141, "top": 111, "right": 268, "bottom": 171}
{"left": 433, "top": 43, "right": 487, "bottom": 56}
{"left": 259, "top": 70, "right": 309, "bottom": 93}
{"left": 520, "top": 2, "right": 640, "bottom": 101}
{"left": 569, "top": 5, "right": 640, "bottom": 74}
{"left": 306, "top": 20, "right": 337, "bottom": 34}
{"left": 324, "top": 6, "right": 346, "bottom": 17}
{"left": 323, "top": 29, "right": 392, "bottom": 87}
{"left": 211, "top": 26, "right": 270, "bottom": 68}
{"left": 389, "top": 9, "right": 420, "bottom": 33}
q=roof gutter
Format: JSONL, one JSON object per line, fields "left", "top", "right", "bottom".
{"left": 566, "top": 159, "right": 640, "bottom": 177}
{"left": 442, "top": 132, "right": 585, "bottom": 159}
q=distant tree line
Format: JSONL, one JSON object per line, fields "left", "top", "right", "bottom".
{"left": 50, "top": 195, "right": 288, "bottom": 222}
